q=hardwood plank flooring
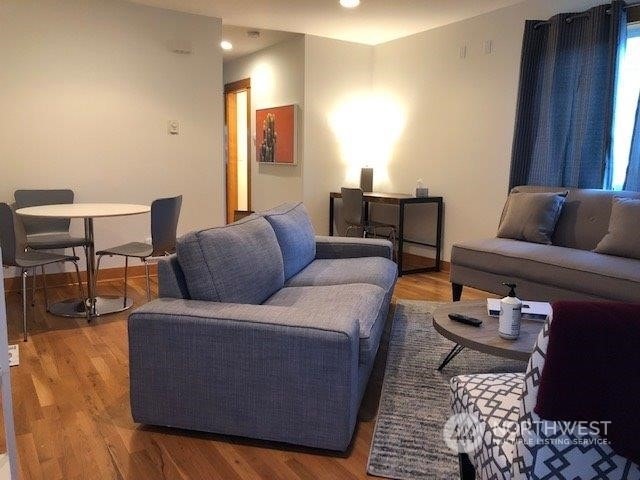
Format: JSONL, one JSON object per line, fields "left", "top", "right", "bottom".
{"left": 2, "top": 271, "right": 490, "bottom": 479}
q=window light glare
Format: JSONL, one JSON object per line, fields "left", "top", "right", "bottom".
{"left": 220, "top": 40, "right": 233, "bottom": 51}
{"left": 339, "top": 0, "right": 360, "bottom": 8}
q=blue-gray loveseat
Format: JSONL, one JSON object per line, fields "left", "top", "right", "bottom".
{"left": 128, "top": 203, "right": 397, "bottom": 451}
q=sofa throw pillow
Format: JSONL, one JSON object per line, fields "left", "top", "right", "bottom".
{"left": 497, "top": 192, "right": 567, "bottom": 245}
{"left": 177, "top": 216, "right": 285, "bottom": 304}
{"left": 263, "top": 202, "right": 316, "bottom": 281}
{"left": 594, "top": 197, "right": 640, "bottom": 259}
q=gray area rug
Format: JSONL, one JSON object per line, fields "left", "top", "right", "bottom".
{"left": 367, "top": 300, "right": 526, "bottom": 480}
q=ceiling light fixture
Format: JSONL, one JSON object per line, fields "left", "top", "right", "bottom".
{"left": 339, "top": 0, "right": 360, "bottom": 8}
{"left": 220, "top": 40, "right": 233, "bottom": 51}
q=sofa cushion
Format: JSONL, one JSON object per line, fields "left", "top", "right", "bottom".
{"left": 452, "top": 238, "right": 640, "bottom": 302}
{"left": 264, "top": 284, "right": 386, "bottom": 365}
{"left": 177, "top": 216, "right": 284, "bottom": 304}
{"left": 263, "top": 202, "right": 316, "bottom": 281}
{"left": 594, "top": 197, "right": 640, "bottom": 259}
{"left": 497, "top": 192, "right": 567, "bottom": 244}
{"left": 285, "top": 257, "right": 397, "bottom": 294}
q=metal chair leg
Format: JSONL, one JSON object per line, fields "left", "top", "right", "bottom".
{"left": 41, "top": 265, "right": 49, "bottom": 312}
{"left": 123, "top": 256, "right": 129, "bottom": 308}
{"left": 71, "top": 260, "right": 86, "bottom": 308}
{"left": 21, "top": 270, "right": 28, "bottom": 341}
{"left": 31, "top": 267, "right": 37, "bottom": 307}
{"left": 94, "top": 254, "right": 103, "bottom": 296}
{"left": 143, "top": 259, "right": 151, "bottom": 302}
{"left": 389, "top": 227, "right": 397, "bottom": 262}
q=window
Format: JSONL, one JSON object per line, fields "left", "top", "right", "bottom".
{"left": 611, "top": 23, "right": 640, "bottom": 190}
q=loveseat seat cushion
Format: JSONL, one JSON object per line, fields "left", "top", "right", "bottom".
{"left": 177, "top": 216, "right": 285, "bottom": 304}
{"left": 263, "top": 202, "right": 316, "bottom": 281}
{"left": 285, "top": 257, "right": 397, "bottom": 295}
{"left": 264, "top": 283, "right": 386, "bottom": 366}
{"left": 452, "top": 238, "right": 640, "bottom": 301}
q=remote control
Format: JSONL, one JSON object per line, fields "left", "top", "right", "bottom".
{"left": 448, "top": 313, "right": 483, "bottom": 327}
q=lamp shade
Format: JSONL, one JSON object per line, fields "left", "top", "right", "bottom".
{"left": 360, "top": 168, "right": 373, "bottom": 192}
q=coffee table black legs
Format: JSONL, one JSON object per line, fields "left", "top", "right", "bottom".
{"left": 438, "top": 344, "right": 465, "bottom": 371}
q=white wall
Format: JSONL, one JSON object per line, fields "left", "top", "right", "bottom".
{"left": 0, "top": 0, "right": 224, "bottom": 276}
{"left": 372, "top": 0, "right": 605, "bottom": 261}
{"left": 303, "top": 35, "right": 374, "bottom": 233}
{"left": 223, "top": 36, "right": 305, "bottom": 211}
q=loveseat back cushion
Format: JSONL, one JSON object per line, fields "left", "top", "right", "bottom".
{"left": 177, "top": 216, "right": 285, "bottom": 304}
{"left": 157, "top": 255, "right": 190, "bottom": 299}
{"left": 263, "top": 202, "right": 316, "bottom": 281}
{"left": 510, "top": 186, "right": 640, "bottom": 250}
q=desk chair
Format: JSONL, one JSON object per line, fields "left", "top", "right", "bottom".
{"left": 95, "top": 195, "right": 182, "bottom": 302}
{"left": 341, "top": 187, "right": 397, "bottom": 250}
{"left": 1, "top": 203, "right": 84, "bottom": 341}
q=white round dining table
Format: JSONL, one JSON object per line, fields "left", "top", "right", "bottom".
{"left": 16, "top": 203, "right": 150, "bottom": 319}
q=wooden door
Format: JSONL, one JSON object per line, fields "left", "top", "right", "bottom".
{"left": 224, "top": 79, "right": 251, "bottom": 224}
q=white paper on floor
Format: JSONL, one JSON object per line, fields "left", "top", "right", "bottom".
{"left": 8, "top": 345, "right": 18, "bottom": 367}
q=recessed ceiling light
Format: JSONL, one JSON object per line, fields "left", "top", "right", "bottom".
{"left": 220, "top": 40, "right": 233, "bottom": 51}
{"left": 339, "top": 0, "right": 360, "bottom": 8}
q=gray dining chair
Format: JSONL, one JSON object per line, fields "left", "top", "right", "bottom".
{"left": 0, "top": 203, "right": 85, "bottom": 341}
{"left": 95, "top": 195, "right": 182, "bottom": 302}
{"left": 14, "top": 189, "right": 88, "bottom": 253}
{"left": 341, "top": 187, "right": 397, "bottom": 247}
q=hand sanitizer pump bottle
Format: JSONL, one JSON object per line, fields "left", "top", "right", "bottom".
{"left": 499, "top": 283, "right": 522, "bottom": 340}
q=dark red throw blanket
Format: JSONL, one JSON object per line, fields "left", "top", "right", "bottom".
{"left": 535, "top": 301, "right": 640, "bottom": 465}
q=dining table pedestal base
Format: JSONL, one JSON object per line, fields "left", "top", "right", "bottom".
{"left": 48, "top": 296, "right": 133, "bottom": 318}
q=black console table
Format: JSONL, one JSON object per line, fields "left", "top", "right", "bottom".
{"left": 329, "top": 192, "right": 443, "bottom": 276}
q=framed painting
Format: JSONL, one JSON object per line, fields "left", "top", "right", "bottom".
{"left": 256, "top": 104, "right": 297, "bottom": 165}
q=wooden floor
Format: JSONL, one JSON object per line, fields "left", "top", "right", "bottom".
{"left": 2, "top": 271, "right": 489, "bottom": 480}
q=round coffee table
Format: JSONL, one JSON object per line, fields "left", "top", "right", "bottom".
{"left": 433, "top": 300, "right": 544, "bottom": 370}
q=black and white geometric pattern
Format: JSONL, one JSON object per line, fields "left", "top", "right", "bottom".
{"left": 452, "top": 317, "right": 640, "bottom": 480}
{"left": 451, "top": 373, "right": 523, "bottom": 480}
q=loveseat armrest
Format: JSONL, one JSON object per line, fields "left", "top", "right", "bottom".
{"left": 315, "top": 235, "right": 393, "bottom": 260}
{"left": 128, "top": 298, "right": 360, "bottom": 451}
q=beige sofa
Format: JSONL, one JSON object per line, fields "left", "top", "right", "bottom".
{"left": 450, "top": 186, "right": 640, "bottom": 302}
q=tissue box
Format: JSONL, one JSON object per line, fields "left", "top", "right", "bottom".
{"left": 415, "top": 187, "right": 429, "bottom": 197}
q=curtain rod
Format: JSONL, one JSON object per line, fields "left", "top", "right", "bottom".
{"left": 534, "top": 2, "right": 640, "bottom": 29}
{"left": 609, "top": 1, "right": 640, "bottom": 13}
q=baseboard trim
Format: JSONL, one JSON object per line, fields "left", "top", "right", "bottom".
{"left": 4, "top": 256, "right": 449, "bottom": 292}
{"left": 3, "top": 263, "right": 158, "bottom": 293}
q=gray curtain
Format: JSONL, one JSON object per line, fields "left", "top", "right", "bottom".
{"left": 509, "top": 2, "right": 627, "bottom": 190}
{"left": 624, "top": 99, "right": 640, "bottom": 191}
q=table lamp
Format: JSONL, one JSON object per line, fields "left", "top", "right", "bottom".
{"left": 360, "top": 167, "right": 373, "bottom": 192}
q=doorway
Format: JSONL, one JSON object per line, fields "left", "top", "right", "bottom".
{"left": 224, "top": 78, "right": 251, "bottom": 224}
